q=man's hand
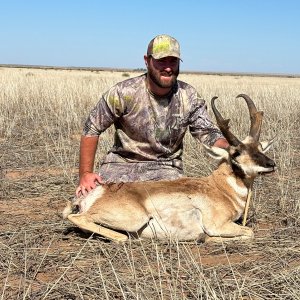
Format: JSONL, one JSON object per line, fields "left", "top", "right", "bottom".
{"left": 75, "top": 172, "right": 103, "bottom": 197}
{"left": 213, "top": 138, "right": 229, "bottom": 149}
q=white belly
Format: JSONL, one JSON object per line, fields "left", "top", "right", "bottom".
{"left": 139, "top": 207, "right": 204, "bottom": 240}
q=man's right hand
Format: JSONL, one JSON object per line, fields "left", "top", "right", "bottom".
{"left": 75, "top": 172, "right": 103, "bottom": 197}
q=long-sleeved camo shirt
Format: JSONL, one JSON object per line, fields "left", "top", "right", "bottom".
{"left": 83, "top": 73, "right": 223, "bottom": 183}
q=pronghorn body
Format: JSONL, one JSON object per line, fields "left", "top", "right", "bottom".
{"left": 63, "top": 95, "right": 276, "bottom": 242}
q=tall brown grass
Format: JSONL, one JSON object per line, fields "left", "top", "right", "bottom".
{"left": 0, "top": 66, "right": 299, "bottom": 299}
{"left": 0, "top": 66, "right": 298, "bottom": 220}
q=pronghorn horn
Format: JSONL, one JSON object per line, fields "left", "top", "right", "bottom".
{"left": 211, "top": 96, "right": 241, "bottom": 146}
{"left": 236, "top": 94, "right": 264, "bottom": 141}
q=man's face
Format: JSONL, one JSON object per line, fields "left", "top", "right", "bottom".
{"left": 147, "top": 56, "right": 180, "bottom": 88}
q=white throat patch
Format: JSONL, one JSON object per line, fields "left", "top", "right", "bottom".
{"left": 226, "top": 176, "right": 248, "bottom": 197}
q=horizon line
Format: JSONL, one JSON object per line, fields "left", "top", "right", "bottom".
{"left": 1, "top": 63, "right": 299, "bottom": 79}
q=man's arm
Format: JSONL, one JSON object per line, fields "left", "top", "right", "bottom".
{"left": 76, "top": 135, "right": 103, "bottom": 197}
{"left": 188, "top": 94, "right": 230, "bottom": 148}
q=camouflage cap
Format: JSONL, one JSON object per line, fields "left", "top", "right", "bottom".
{"left": 147, "top": 34, "right": 181, "bottom": 60}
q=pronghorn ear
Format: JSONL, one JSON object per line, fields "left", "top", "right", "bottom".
{"left": 260, "top": 137, "right": 276, "bottom": 153}
{"left": 203, "top": 145, "right": 229, "bottom": 161}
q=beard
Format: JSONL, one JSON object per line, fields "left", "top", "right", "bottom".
{"left": 147, "top": 64, "right": 179, "bottom": 89}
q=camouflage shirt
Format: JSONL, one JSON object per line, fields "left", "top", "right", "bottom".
{"left": 83, "top": 73, "right": 223, "bottom": 183}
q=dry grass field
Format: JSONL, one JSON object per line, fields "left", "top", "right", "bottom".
{"left": 0, "top": 66, "right": 299, "bottom": 299}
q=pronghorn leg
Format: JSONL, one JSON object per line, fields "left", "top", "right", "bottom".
{"left": 68, "top": 214, "right": 128, "bottom": 242}
{"left": 205, "top": 234, "right": 253, "bottom": 243}
{"left": 205, "top": 222, "right": 254, "bottom": 243}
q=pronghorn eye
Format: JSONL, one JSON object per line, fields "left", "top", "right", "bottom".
{"left": 232, "top": 150, "right": 241, "bottom": 159}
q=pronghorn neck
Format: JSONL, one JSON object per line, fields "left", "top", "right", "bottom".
{"left": 212, "top": 161, "right": 254, "bottom": 195}
{"left": 230, "top": 163, "right": 255, "bottom": 189}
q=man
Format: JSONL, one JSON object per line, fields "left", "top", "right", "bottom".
{"left": 76, "top": 34, "right": 228, "bottom": 197}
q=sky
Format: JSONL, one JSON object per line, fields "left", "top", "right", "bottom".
{"left": 1, "top": 0, "right": 299, "bottom": 75}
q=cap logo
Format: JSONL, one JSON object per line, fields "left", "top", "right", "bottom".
{"left": 153, "top": 39, "right": 171, "bottom": 55}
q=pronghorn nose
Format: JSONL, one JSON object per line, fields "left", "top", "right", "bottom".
{"left": 266, "top": 160, "right": 276, "bottom": 168}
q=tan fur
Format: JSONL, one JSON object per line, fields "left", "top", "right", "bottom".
{"left": 63, "top": 138, "right": 275, "bottom": 243}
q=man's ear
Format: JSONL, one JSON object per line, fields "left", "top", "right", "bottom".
{"left": 203, "top": 144, "right": 229, "bottom": 161}
{"left": 144, "top": 55, "right": 149, "bottom": 67}
{"left": 260, "top": 136, "right": 276, "bottom": 153}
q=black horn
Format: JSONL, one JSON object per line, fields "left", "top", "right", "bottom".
{"left": 236, "top": 94, "right": 264, "bottom": 141}
{"left": 211, "top": 96, "right": 241, "bottom": 146}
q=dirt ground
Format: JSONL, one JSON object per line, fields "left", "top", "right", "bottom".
{"left": 0, "top": 130, "right": 299, "bottom": 300}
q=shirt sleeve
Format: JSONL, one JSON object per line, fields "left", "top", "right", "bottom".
{"left": 83, "top": 87, "right": 124, "bottom": 136}
{"left": 189, "top": 93, "right": 224, "bottom": 146}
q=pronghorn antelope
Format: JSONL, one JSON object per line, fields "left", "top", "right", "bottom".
{"left": 63, "top": 94, "right": 276, "bottom": 243}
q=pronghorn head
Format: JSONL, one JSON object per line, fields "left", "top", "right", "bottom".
{"left": 205, "top": 94, "right": 276, "bottom": 178}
